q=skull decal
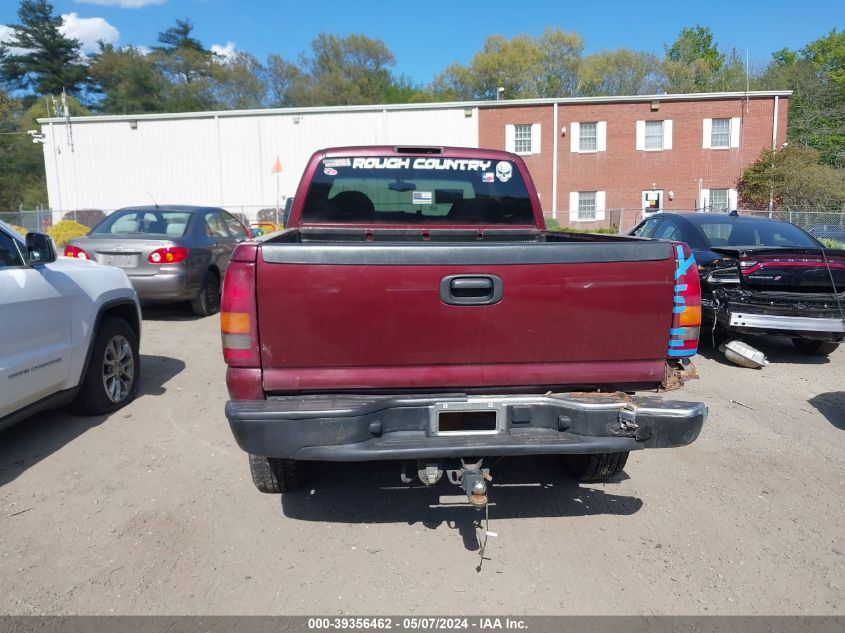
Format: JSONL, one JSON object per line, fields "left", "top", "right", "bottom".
{"left": 495, "top": 161, "right": 513, "bottom": 182}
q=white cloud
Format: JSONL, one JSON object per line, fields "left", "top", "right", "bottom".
{"left": 211, "top": 41, "right": 237, "bottom": 62}
{"left": 0, "top": 24, "right": 27, "bottom": 54}
{"left": 75, "top": 0, "right": 166, "bottom": 8}
{"left": 59, "top": 12, "right": 119, "bottom": 53}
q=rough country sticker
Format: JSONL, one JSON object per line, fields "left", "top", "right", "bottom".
{"left": 323, "top": 158, "right": 351, "bottom": 168}
{"left": 323, "top": 167, "right": 337, "bottom": 176}
{"left": 412, "top": 191, "right": 432, "bottom": 204}
{"left": 495, "top": 161, "right": 513, "bottom": 182}
{"left": 351, "top": 157, "right": 492, "bottom": 171}
{"left": 482, "top": 172, "right": 494, "bottom": 183}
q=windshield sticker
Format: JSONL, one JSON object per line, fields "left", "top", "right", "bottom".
{"left": 323, "top": 167, "right": 337, "bottom": 176}
{"left": 482, "top": 172, "right": 494, "bottom": 183}
{"left": 412, "top": 191, "right": 433, "bottom": 205}
{"left": 323, "top": 158, "right": 351, "bottom": 167}
{"left": 495, "top": 161, "right": 513, "bottom": 182}
{"left": 351, "top": 157, "right": 492, "bottom": 171}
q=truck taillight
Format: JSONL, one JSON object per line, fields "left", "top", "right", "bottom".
{"left": 668, "top": 242, "right": 701, "bottom": 358}
{"left": 221, "top": 244, "right": 259, "bottom": 367}
{"left": 64, "top": 245, "right": 90, "bottom": 259}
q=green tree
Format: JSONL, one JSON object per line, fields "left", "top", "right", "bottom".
{"left": 666, "top": 25, "right": 724, "bottom": 72}
{"left": 0, "top": 0, "right": 87, "bottom": 99}
{"left": 738, "top": 145, "right": 845, "bottom": 211}
{"left": 578, "top": 49, "right": 662, "bottom": 96}
{"left": 662, "top": 25, "right": 746, "bottom": 92}
{"left": 278, "top": 33, "right": 403, "bottom": 106}
{"left": 151, "top": 19, "right": 217, "bottom": 111}
{"left": 88, "top": 44, "right": 168, "bottom": 114}
{"left": 433, "top": 29, "right": 583, "bottom": 100}
{"left": 0, "top": 88, "right": 87, "bottom": 209}
{"left": 537, "top": 29, "right": 583, "bottom": 97}
{"left": 759, "top": 31, "right": 845, "bottom": 167}
{"left": 212, "top": 51, "right": 268, "bottom": 110}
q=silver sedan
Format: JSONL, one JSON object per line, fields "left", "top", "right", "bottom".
{"left": 66, "top": 205, "right": 248, "bottom": 316}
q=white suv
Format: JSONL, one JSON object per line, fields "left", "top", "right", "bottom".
{"left": 0, "top": 221, "right": 142, "bottom": 430}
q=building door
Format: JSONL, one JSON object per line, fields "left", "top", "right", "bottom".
{"left": 642, "top": 190, "right": 663, "bottom": 216}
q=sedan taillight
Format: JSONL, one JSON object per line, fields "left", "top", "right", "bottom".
{"left": 64, "top": 245, "right": 91, "bottom": 259}
{"left": 148, "top": 247, "right": 188, "bottom": 264}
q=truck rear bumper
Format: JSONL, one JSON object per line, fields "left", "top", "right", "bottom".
{"left": 226, "top": 393, "right": 706, "bottom": 461}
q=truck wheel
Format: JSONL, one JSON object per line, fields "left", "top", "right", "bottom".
{"left": 791, "top": 339, "right": 839, "bottom": 356}
{"left": 73, "top": 317, "right": 140, "bottom": 416}
{"left": 190, "top": 270, "right": 220, "bottom": 317}
{"left": 563, "top": 452, "right": 629, "bottom": 483}
{"left": 248, "top": 454, "right": 304, "bottom": 493}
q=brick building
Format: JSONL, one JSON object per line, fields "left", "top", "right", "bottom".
{"left": 478, "top": 91, "right": 790, "bottom": 229}
{"left": 39, "top": 90, "right": 788, "bottom": 229}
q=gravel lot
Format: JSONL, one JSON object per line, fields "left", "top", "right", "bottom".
{"left": 1, "top": 308, "right": 843, "bottom": 615}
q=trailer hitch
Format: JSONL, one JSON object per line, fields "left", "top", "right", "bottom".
{"left": 447, "top": 458, "right": 493, "bottom": 508}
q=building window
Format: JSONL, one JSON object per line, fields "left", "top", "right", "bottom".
{"left": 514, "top": 124, "right": 532, "bottom": 154}
{"left": 579, "top": 122, "right": 597, "bottom": 151}
{"left": 644, "top": 121, "right": 664, "bottom": 150}
{"left": 578, "top": 191, "right": 596, "bottom": 220}
{"left": 711, "top": 118, "right": 731, "bottom": 148}
{"left": 710, "top": 189, "right": 729, "bottom": 212}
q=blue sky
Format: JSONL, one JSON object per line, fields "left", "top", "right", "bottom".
{"left": 1, "top": 0, "right": 843, "bottom": 83}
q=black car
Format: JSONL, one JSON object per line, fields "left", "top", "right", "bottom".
{"left": 629, "top": 212, "right": 845, "bottom": 356}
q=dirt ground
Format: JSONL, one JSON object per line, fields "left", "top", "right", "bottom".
{"left": 0, "top": 308, "right": 843, "bottom": 616}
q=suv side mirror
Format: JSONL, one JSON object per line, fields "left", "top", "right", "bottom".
{"left": 26, "top": 232, "right": 57, "bottom": 264}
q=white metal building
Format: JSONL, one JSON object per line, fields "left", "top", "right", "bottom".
{"left": 37, "top": 91, "right": 789, "bottom": 227}
{"left": 38, "top": 102, "right": 480, "bottom": 219}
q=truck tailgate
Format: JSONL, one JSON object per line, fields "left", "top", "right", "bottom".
{"left": 255, "top": 240, "right": 676, "bottom": 392}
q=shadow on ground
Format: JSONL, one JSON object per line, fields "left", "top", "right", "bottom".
{"left": 281, "top": 455, "right": 641, "bottom": 551}
{"left": 0, "top": 354, "right": 184, "bottom": 489}
{"left": 141, "top": 302, "right": 208, "bottom": 322}
{"left": 808, "top": 392, "right": 845, "bottom": 430}
{"left": 696, "top": 333, "right": 831, "bottom": 367}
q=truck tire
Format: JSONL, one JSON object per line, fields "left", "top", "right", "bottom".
{"left": 563, "top": 452, "right": 629, "bottom": 483}
{"left": 791, "top": 339, "right": 840, "bottom": 356}
{"left": 190, "top": 270, "right": 220, "bottom": 317}
{"left": 248, "top": 454, "right": 304, "bottom": 493}
{"left": 72, "top": 316, "right": 140, "bottom": 416}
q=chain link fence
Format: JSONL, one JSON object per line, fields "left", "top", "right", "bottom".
{"left": 4, "top": 207, "right": 844, "bottom": 247}
{"left": 545, "top": 208, "right": 845, "bottom": 242}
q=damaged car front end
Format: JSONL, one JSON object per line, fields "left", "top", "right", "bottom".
{"left": 701, "top": 247, "right": 845, "bottom": 349}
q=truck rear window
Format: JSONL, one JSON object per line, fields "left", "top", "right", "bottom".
{"left": 302, "top": 156, "right": 535, "bottom": 225}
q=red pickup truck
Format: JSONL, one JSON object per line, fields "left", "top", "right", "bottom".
{"left": 221, "top": 146, "right": 707, "bottom": 505}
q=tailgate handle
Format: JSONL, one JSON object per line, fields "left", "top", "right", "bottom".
{"left": 440, "top": 274, "right": 503, "bottom": 306}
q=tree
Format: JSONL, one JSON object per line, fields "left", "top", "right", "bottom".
{"left": 212, "top": 51, "right": 268, "bottom": 110}
{"left": 578, "top": 49, "right": 662, "bottom": 96}
{"left": 662, "top": 25, "right": 750, "bottom": 93}
{"left": 666, "top": 25, "right": 724, "bottom": 72}
{"left": 151, "top": 19, "right": 217, "bottom": 111}
{"left": 0, "top": 0, "right": 87, "bottom": 98}
{"left": 738, "top": 145, "right": 845, "bottom": 211}
{"left": 277, "top": 33, "right": 403, "bottom": 106}
{"left": 537, "top": 29, "right": 583, "bottom": 98}
{"left": 759, "top": 31, "right": 845, "bottom": 167}
{"left": 88, "top": 44, "right": 168, "bottom": 114}
{"left": 433, "top": 29, "right": 583, "bottom": 100}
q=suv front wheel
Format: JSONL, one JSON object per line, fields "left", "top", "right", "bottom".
{"left": 73, "top": 316, "right": 140, "bottom": 415}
